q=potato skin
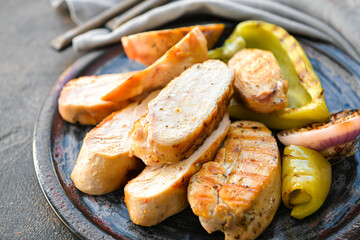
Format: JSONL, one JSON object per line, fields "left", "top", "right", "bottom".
{"left": 122, "top": 24, "right": 225, "bottom": 66}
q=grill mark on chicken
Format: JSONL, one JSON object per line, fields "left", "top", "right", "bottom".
{"left": 188, "top": 121, "right": 281, "bottom": 239}
{"left": 228, "top": 48, "right": 289, "bottom": 114}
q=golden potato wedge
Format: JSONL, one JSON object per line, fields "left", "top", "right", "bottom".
{"left": 122, "top": 24, "right": 225, "bottom": 66}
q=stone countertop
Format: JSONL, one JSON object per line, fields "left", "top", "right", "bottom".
{"left": 0, "top": 0, "right": 78, "bottom": 238}
{"left": 1, "top": 0, "right": 359, "bottom": 239}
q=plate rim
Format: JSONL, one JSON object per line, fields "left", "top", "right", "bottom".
{"left": 33, "top": 46, "right": 122, "bottom": 240}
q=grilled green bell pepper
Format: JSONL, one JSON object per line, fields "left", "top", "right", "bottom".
{"left": 208, "top": 33, "right": 246, "bottom": 62}
{"left": 282, "top": 145, "right": 331, "bottom": 219}
{"left": 210, "top": 20, "right": 330, "bottom": 129}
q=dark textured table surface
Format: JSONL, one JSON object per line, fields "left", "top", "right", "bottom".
{"left": 0, "top": 0, "right": 78, "bottom": 238}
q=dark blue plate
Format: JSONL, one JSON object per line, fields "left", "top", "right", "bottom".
{"left": 33, "top": 18, "right": 360, "bottom": 239}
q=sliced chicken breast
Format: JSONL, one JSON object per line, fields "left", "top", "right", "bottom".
{"left": 228, "top": 49, "right": 289, "bottom": 114}
{"left": 130, "top": 60, "right": 234, "bottom": 165}
{"left": 58, "top": 71, "right": 140, "bottom": 125}
{"left": 125, "top": 112, "right": 230, "bottom": 226}
{"left": 102, "top": 27, "right": 209, "bottom": 102}
{"left": 122, "top": 24, "right": 225, "bottom": 66}
{"left": 188, "top": 121, "right": 281, "bottom": 240}
{"left": 71, "top": 90, "right": 160, "bottom": 195}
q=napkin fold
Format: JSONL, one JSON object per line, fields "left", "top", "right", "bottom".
{"left": 50, "top": 0, "right": 120, "bottom": 25}
{"left": 50, "top": 0, "right": 360, "bottom": 62}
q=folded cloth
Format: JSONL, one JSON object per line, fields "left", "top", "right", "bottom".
{"left": 271, "top": 0, "right": 360, "bottom": 56}
{"left": 50, "top": 0, "right": 120, "bottom": 24}
{"left": 50, "top": 0, "right": 360, "bottom": 62}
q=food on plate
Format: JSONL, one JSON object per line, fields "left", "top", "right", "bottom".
{"left": 102, "top": 27, "right": 209, "bottom": 102}
{"left": 228, "top": 48, "right": 289, "bottom": 114}
{"left": 208, "top": 32, "right": 245, "bottom": 62}
{"left": 71, "top": 90, "right": 160, "bottom": 195}
{"left": 58, "top": 71, "right": 143, "bottom": 125}
{"left": 211, "top": 20, "right": 330, "bottom": 129}
{"left": 282, "top": 145, "right": 331, "bottom": 219}
{"left": 130, "top": 59, "right": 234, "bottom": 165}
{"left": 122, "top": 23, "right": 225, "bottom": 66}
{"left": 278, "top": 109, "right": 360, "bottom": 160}
{"left": 57, "top": 20, "right": 354, "bottom": 238}
{"left": 188, "top": 121, "right": 281, "bottom": 239}
{"left": 124, "top": 112, "right": 230, "bottom": 226}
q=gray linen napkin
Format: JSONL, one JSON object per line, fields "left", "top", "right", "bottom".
{"left": 50, "top": 0, "right": 120, "bottom": 24}
{"left": 272, "top": 0, "right": 360, "bottom": 55}
{"left": 51, "top": 0, "right": 360, "bottom": 62}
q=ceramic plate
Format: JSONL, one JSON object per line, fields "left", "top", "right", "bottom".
{"left": 33, "top": 17, "right": 360, "bottom": 239}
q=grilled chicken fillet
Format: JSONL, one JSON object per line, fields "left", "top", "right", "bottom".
{"left": 71, "top": 90, "right": 160, "bottom": 195}
{"left": 188, "top": 121, "right": 281, "bottom": 240}
{"left": 58, "top": 72, "right": 140, "bottom": 125}
{"left": 228, "top": 49, "right": 289, "bottom": 114}
{"left": 102, "top": 27, "right": 209, "bottom": 102}
{"left": 130, "top": 60, "right": 234, "bottom": 165}
{"left": 125, "top": 112, "right": 230, "bottom": 226}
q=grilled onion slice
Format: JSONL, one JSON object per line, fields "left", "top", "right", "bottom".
{"left": 277, "top": 109, "right": 360, "bottom": 159}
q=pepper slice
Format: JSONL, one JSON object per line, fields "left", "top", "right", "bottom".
{"left": 210, "top": 21, "right": 330, "bottom": 129}
{"left": 282, "top": 145, "right": 331, "bottom": 219}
